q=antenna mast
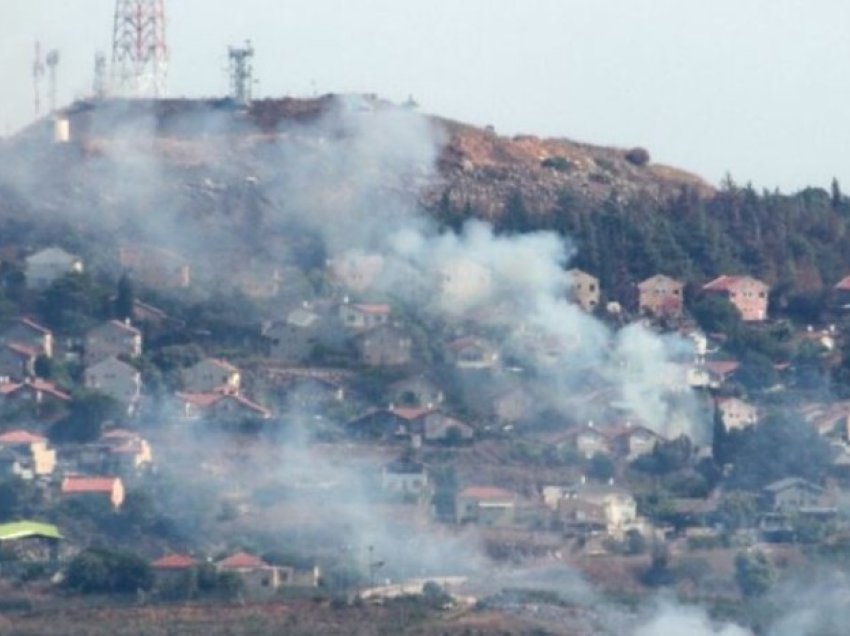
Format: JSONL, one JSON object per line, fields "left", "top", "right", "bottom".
{"left": 45, "top": 50, "right": 60, "bottom": 112}
{"left": 228, "top": 40, "right": 255, "bottom": 105}
{"left": 32, "top": 42, "right": 45, "bottom": 116}
{"left": 111, "top": 0, "right": 168, "bottom": 97}
{"left": 93, "top": 52, "right": 108, "bottom": 98}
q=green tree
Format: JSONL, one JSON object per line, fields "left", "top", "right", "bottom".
{"left": 114, "top": 272, "right": 135, "bottom": 321}
{"left": 728, "top": 412, "right": 832, "bottom": 490}
{"left": 66, "top": 547, "right": 153, "bottom": 594}
{"left": 49, "top": 390, "right": 121, "bottom": 443}
{"left": 734, "top": 550, "right": 775, "bottom": 598}
{"left": 39, "top": 272, "right": 108, "bottom": 332}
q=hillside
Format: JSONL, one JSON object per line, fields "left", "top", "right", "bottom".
{"left": 1, "top": 94, "right": 850, "bottom": 305}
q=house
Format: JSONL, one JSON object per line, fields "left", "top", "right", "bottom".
{"left": 118, "top": 245, "right": 190, "bottom": 289}
{"left": 182, "top": 358, "right": 241, "bottom": 393}
{"left": 638, "top": 274, "right": 684, "bottom": 319}
{"left": 610, "top": 424, "right": 664, "bottom": 460}
{"left": 492, "top": 387, "right": 536, "bottom": 424}
{"left": 151, "top": 553, "right": 197, "bottom": 588}
{"left": 437, "top": 258, "right": 493, "bottom": 311}
{"left": 762, "top": 477, "right": 834, "bottom": 514}
{"left": 702, "top": 275, "right": 770, "bottom": 322}
{"left": 355, "top": 324, "right": 413, "bottom": 366}
{"left": 84, "top": 356, "right": 142, "bottom": 414}
{"left": 559, "top": 423, "right": 612, "bottom": 459}
{"left": 800, "top": 401, "right": 850, "bottom": 440}
{"left": 455, "top": 486, "right": 516, "bottom": 526}
{"left": 84, "top": 320, "right": 142, "bottom": 365}
{"left": 717, "top": 397, "right": 758, "bottom": 431}
{"left": 388, "top": 375, "right": 444, "bottom": 408}
{"left": 25, "top": 247, "right": 83, "bottom": 289}
{"left": 216, "top": 552, "right": 281, "bottom": 598}
{"left": 0, "top": 378, "right": 71, "bottom": 415}
{"left": 347, "top": 407, "right": 431, "bottom": 440}
{"left": 266, "top": 368, "right": 348, "bottom": 410}
{"left": 339, "top": 302, "right": 391, "bottom": 331}
{"left": 0, "top": 430, "right": 56, "bottom": 478}
{"left": 544, "top": 480, "right": 638, "bottom": 537}
{"left": 327, "top": 251, "right": 384, "bottom": 292}
{"left": 417, "top": 411, "right": 474, "bottom": 445}
{"left": 99, "top": 429, "right": 153, "bottom": 472}
{"left": 263, "top": 307, "right": 322, "bottom": 364}
{"left": 175, "top": 389, "right": 272, "bottom": 421}
{"left": 832, "top": 275, "right": 850, "bottom": 311}
{"left": 0, "top": 343, "right": 37, "bottom": 380}
{"left": 382, "top": 458, "right": 429, "bottom": 496}
{"left": 567, "top": 269, "right": 600, "bottom": 312}
{"left": 703, "top": 360, "right": 740, "bottom": 387}
{"left": 60, "top": 476, "right": 125, "bottom": 508}
{"left": 445, "top": 336, "right": 500, "bottom": 370}
{"left": 0, "top": 318, "right": 53, "bottom": 358}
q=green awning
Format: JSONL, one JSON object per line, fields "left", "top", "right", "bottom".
{"left": 0, "top": 521, "right": 62, "bottom": 541}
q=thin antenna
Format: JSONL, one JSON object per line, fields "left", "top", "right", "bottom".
{"left": 33, "top": 42, "right": 45, "bottom": 117}
{"left": 45, "top": 50, "right": 60, "bottom": 112}
{"left": 228, "top": 40, "right": 255, "bottom": 105}
{"left": 93, "top": 52, "right": 108, "bottom": 98}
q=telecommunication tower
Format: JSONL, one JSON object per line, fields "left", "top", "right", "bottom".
{"left": 32, "top": 42, "right": 45, "bottom": 116}
{"left": 45, "top": 50, "right": 60, "bottom": 112}
{"left": 228, "top": 41, "right": 255, "bottom": 105}
{"left": 111, "top": 0, "right": 168, "bottom": 97}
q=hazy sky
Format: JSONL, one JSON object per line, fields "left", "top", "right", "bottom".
{"left": 2, "top": 0, "right": 849, "bottom": 192}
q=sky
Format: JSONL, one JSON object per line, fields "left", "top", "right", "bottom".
{"left": 1, "top": 0, "right": 849, "bottom": 192}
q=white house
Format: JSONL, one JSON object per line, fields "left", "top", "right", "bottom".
{"left": 25, "top": 247, "right": 83, "bottom": 289}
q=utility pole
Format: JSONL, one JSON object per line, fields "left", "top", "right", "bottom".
{"left": 112, "top": 0, "right": 168, "bottom": 96}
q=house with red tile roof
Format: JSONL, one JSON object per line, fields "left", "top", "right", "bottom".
{"left": 0, "top": 430, "right": 56, "bottom": 478}
{"left": 0, "top": 318, "right": 53, "bottom": 359}
{"left": 638, "top": 274, "right": 684, "bottom": 319}
{"left": 339, "top": 302, "right": 391, "bottom": 331}
{"left": 60, "top": 476, "right": 125, "bottom": 508}
{"left": 455, "top": 486, "right": 517, "bottom": 526}
{"left": 702, "top": 275, "right": 769, "bottom": 322}
{"left": 182, "top": 358, "right": 241, "bottom": 393}
{"left": 84, "top": 320, "right": 142, "bottom": 365}
{"left": 217, "top": 552, "right": 283, "bottom": 597}
{"left": 832, "top": 275, "right": 850, "bottom": 310}
{"left": 150, "top": 553, "right": 197, "bottom": 587}
{"left": 175, "top": 389, "right": 271, "bottom": 421}
{"left": 0, "top": 343, "right": 37, "bottom": 381}
{"left": 0, "top": 378, "right": 71, "bottom": 418}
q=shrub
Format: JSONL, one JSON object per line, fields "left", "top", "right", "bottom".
{"left": 625, "top": 147, "right": 651, "bottom": 166}
{"left": 541, "top": 156, "right": 573, "bottom": 173}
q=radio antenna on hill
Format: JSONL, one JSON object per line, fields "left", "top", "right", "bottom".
{"left": 228, "top": 40, "right": 255, "bottom": 106}
{"left": 93, "top": 52, "right": 108, "bottom": 98}
{"left": 45, "top": 49, "right": 60, "bottom": 112}
{"left": 32, "top": 42, "right": 45, "bottom": 116}
{"left": 112, "top": 0, "right": 168, "bottom": 97}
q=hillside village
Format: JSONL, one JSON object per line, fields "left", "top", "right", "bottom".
{"left": 2, "top": 225, "right": 850, "bottom": 606}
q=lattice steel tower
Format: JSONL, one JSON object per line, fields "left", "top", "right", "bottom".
{"left": 111, "top": 0, "right": 168, "bottom": 97}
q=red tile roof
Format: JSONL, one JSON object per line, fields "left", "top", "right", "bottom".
{"left": 28, "top": 379, "right": 71, "bottom": 401}
{"left": 702, "top": 275, "right": 768, "bottom": 292}
{"left": 177, "top": 390, "right": 271, "bottom": 418}
{"left": 389, "top": 407, "right": 432, "bottom": 421}
{"left": 207, "top": 358, "right": 239, "bottom": 372}
{"left": 6, "top": 343, "right": 37, "bottom": 358}
{"left": 61, "top": 476, "right": 120, "bottom": 495}
{"left": 704, "top": 360, "right": 740, "bottom": 377}
{"left": 352, "top": 303, "right": 391, "bottom": 315}
{"left": 217, "top": 552, "right": 268, "bottom": 570}
{"left": 0, "top": 430, "right": 46, "bottom": 445}
{"left": 834, "top": 275, "right": 850, "bottom": 292}
{"left": 458, "top": 486, "right": 516, "bottom": 501}
{"left": 151, "top": 554, "right": 196, "bottom": 570}
{"left": 15, "top": 317, "right": 51, "bottom": 335}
